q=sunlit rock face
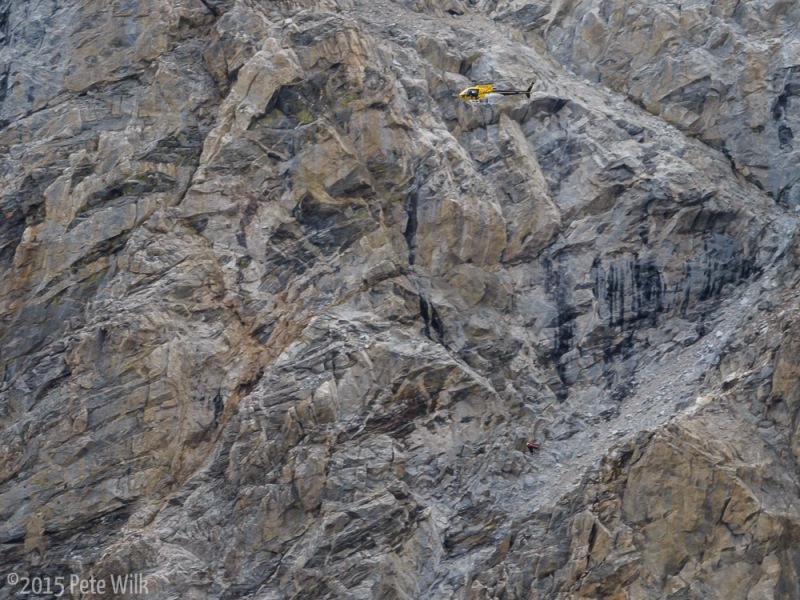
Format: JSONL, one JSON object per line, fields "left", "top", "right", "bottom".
{"left": 1, "top": 0, "right": 800, "bottom": 598}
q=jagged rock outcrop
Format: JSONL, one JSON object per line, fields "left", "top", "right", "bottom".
{"left": 1, "top": 0, "right": 800, "bottom": 598}
{"left": 483, "top": 0, "right": 800, "bottom": 205}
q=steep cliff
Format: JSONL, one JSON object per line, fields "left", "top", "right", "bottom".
{"left": 1, "top": 0, "right": 799, "bottom": 598}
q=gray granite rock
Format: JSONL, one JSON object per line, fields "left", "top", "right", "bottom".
{"left": 2, "top": 0, "right": 800, "bottom": 598}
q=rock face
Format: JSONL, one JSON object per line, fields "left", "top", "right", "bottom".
{"left": 484, "top": 0, "right": 800, "bottom": 205}
{"left": 1, "top": 0, "right": 799, "bottom": 598}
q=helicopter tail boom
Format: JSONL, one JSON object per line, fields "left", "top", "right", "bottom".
{"left": 492, "top": 81, "right": 536, "bottom": 98}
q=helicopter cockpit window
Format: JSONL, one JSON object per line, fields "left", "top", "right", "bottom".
{"left": 468, "top": 89, "right": 478, "bottom": 97}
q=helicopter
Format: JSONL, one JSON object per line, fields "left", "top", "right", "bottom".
{"left": 458, "top": 81, "right": 535, "bottom": 102}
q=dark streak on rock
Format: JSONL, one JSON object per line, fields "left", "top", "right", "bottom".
{"left": 419, "top": 295, "right": 444, "bottom": 342}
{"left": 404, "top": 188, "right": 418, "bottom": 265}
{"left": 198, "top": 0, "right": 220, "bottom": 17}
{"left": 212, "top": 391, "right": 224, "bottom": 426}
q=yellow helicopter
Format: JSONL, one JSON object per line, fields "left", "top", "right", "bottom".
{"left": 458, "top": 81, "right": 535, "bottom": 102}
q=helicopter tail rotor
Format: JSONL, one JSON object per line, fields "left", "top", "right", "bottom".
{"left": 526, "top": 80, "right": 535, "bottom": 98}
